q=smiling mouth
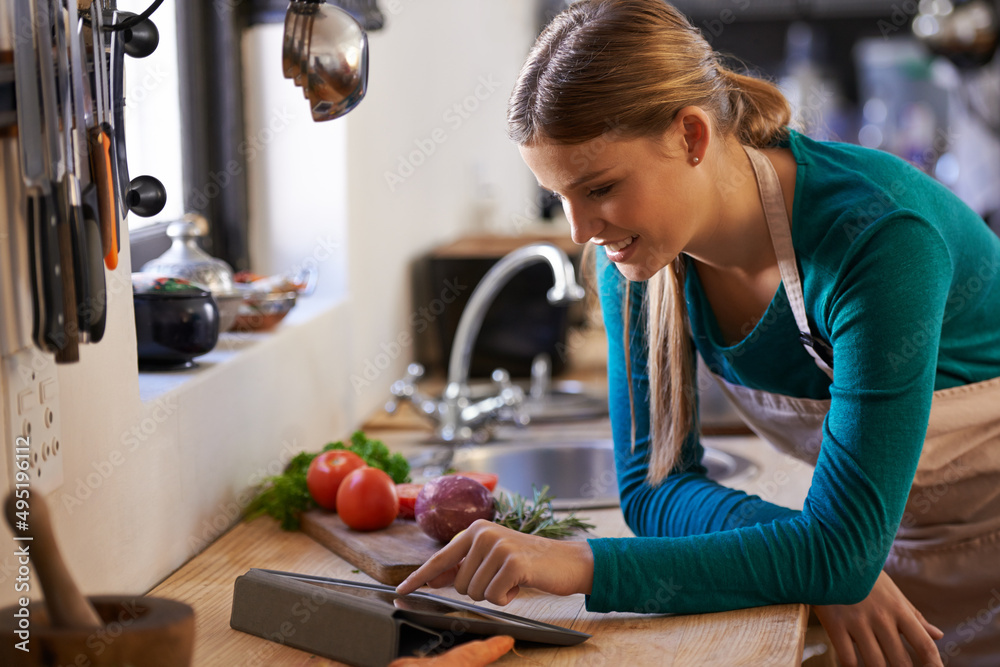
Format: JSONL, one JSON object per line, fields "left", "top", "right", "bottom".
{"left": 604, "top": 235, "right": 638, "bottom": 252}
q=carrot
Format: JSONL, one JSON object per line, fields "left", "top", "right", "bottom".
{"left": 387, "top": 635, "right": 515, "bottom": 666}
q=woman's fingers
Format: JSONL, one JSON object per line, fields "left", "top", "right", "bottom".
{"left": 853, "top": 629, "right": 890, "bottom": 667}
{"left": 426, "top": 566, "right": 460, "bottom": 589}
{"left": 466, "top": 548, "right": 517, "bottom": 604}
{"left": 451, "top": 537, "right": 490, "bottom": 597}
{"left": 482, "top": 562, "right": 521, "bottom": 606}
{"left": 872, "top": 618, "right": 913, "bottom": 667}
{"left": 916, "top": 611, "right": 945, "bottom": 641}
{"left": 819, "top": 613, "right": 860, "bottom": 667}
{"left": 396, "top": 530, "right": 474, "bottom": 595}
{"left": 898, "top": 611, "right": 945, "bottom": 666}
{"left": 398, "top": 521, "right": 594, "bottom": 604}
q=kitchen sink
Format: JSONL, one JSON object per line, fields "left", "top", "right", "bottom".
{"left": 439, "top": 439, "right": 757, "bottom": 510}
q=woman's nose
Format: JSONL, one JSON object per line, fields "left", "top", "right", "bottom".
{"left": 564, "top": 201, "right": 602, "bottom": 245}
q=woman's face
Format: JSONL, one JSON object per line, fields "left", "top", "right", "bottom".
{"left": 519, "top": 131, "right": 706, "bottom": 282}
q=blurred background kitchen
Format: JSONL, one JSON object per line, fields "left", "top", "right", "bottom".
{"left": 0, "top": 0, "right": 997, "bottom": 609}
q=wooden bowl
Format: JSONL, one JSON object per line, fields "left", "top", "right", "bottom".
{"left": 0, "top": 595, "right": 194, "bottom": 667}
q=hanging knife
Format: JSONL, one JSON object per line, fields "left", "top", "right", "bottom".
{"left": 14, "top": 0, "right": 69, "bottom": 356}
{"left": 38, "top": 0, "right": 81, "bottom": 362}
{"left": 61, "top": 0, "right": 107, "bottom": 343}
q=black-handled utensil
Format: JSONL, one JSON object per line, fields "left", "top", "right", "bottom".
{"left": 37, "top": 0, "right": 79, "bottom": 362}
{"left": 26, "top": 186, "right": 68, "bottom": 352}
{"left": 54, "top": 0, "right": 101, "bottom": 347}
{"left": 14, "top": 0, "right": 70, "bottom": 355}
{"left": 65, "top": 0, "right": 107, "bottom": 343}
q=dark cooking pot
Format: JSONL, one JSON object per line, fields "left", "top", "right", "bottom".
{"left": 133, "top": 276, "right": 220, "bottom": 370}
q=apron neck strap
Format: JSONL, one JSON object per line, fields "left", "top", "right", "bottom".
{"left": 743, "top": 145, "right": 833, "bottom": 378}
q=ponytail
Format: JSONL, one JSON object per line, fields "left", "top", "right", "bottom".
{"left": 720, "top": 68, "right": 792, "bottom": 148}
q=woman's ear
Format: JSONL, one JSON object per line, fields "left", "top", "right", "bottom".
{"left": 673, "top": 106, "right": 712, "bottom": 166}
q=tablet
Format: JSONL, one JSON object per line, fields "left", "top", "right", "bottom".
{"left": 258, "top": 569, "right": 591, "bottom": 646}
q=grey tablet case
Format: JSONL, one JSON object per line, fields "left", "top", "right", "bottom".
{"left": 229, "top": 568, "right": 589, "bottom": 667}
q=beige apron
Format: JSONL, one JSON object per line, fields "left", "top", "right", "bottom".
{"left": 708, "top": 146, "right": 1000, "bottom": 665}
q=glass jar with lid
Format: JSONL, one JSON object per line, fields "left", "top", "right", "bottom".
{"left": 139, "top": 213, "right": 242, "bottom": 331}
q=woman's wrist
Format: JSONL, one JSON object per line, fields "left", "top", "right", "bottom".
{"left": 569, "top": 539, "right": 595, "bottom": 595}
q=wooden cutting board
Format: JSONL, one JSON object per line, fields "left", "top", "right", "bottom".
{"left": 300, "top": 510, "right": 442, "bottom": 586}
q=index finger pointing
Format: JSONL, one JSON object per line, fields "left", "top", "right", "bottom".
{"left": 396, "top": 531, "right": 473, "bottom": 595}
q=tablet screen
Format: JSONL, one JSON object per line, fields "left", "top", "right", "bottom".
{"left": 258, "top": 570, "right": 589, "bottom": 646}
{"left": 292, "top": 576, "right": 537, "bottom": 626}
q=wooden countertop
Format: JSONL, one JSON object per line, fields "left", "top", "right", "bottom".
{"left": 151, "top": 509, "right": 808, "bottom": 666}
{"left": 151, "top": 415, "right": 810, "bottom": 666}
{"left": 150, "top": 325, "right": 809, "bottom": 665}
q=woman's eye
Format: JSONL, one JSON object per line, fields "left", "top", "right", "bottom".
{"left": 588, "top": 184, "right": 613, "bottom": 199}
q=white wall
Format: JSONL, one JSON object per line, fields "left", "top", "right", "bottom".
{"left": 245, "top": 2, "right": 540, "bottom": 419}
{"left": 0, "top": 2, "right": 538, "bottom": 607}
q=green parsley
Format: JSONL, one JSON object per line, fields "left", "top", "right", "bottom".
{"left": 326, "top": 431, "right": 411, "bottom": 485}
{"left": 244, "top": 431, "right": 410, "bottom": 531}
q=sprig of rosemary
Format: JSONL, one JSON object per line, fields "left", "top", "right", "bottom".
{"left": 492, "top": 486, "right": 595, "bottom": 538}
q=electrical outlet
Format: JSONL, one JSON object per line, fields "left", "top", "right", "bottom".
{"left": 2, "top": 347, "right": 64, "bottom": 495}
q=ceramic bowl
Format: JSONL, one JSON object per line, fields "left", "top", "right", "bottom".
{"left": 232, "top": 291, "right": 297, "bottom": 332}
{"left": 133, "top": 276, "right": 220, "bottom": 370}
{"left": 213, "top": 291, "right": 244, "bottom": 332}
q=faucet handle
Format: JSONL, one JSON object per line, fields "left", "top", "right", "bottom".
{"left": 529, "top": 353, "right": 552, "bottom": 400}
{"left": 491, "top": 368, "right": 513, "bottom": 391}
{"left": 491, "top": 368, "right": 530, "bottom": 427}
{"left": 390, "top": 363, "right": 425, "bottom": 397}
{"left": 387, "top": 363, "right": 438, "bottom": 418}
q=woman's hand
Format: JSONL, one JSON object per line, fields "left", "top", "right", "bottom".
{"left": 813, "top": 570, "right": 944, "bottom": 667}
{"left": 395, "top": 519, "right": 594, "bottom": 605}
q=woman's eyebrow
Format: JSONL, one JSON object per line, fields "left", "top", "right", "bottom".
{"left": 537, "top": 167, "right": 614, "bottom": 194}
{"left": 569, "top": 167, "right": 613, "bottom": 188}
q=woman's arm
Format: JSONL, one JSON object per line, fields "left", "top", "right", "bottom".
{"left": 588, "top": 215, "right": 951, "bottom": 614}
{"left": 596, "top": 250, "right": 800, "bottom": 541}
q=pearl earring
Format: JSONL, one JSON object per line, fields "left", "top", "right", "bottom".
{"left": 693, "top": 157, "right": 700, "bottom": 164}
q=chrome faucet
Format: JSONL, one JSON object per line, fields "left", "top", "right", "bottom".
{"left": 387, "top": 242, "right": 585, "bottom": 443}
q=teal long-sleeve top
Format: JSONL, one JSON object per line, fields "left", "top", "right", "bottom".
{"left": 586, "top": 129, "right": 1000, "bottom": 614}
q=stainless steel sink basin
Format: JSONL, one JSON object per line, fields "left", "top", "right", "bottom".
{"left": 448, "top": 440, "right": 757, "bottom": 510}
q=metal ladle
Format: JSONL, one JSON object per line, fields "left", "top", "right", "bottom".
{"left": 305, "top": 2, "right": 369, "bottom": 120}
{"left": 281, "top": 3, "right": 298, "bottom": 77}
{"left": 295, "top": 4, "right": 317, "bottom": 94}
{"left": 281, "top": 0, "right": 369, "bottom": 121}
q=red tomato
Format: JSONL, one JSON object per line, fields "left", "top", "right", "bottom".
{"left": 306, "top": 450, "right": 366, "bottom": 511}
{"left": 337, "top": 467, "right": 399, "bottom": 531}
{"left": 396, "top": 483, "right": 423, "bottom": 519}
{"left": 448, "top": 471, "right": 499, "bottom": 492}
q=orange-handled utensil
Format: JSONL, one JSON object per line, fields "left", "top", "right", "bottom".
{"left": 88, "top": 124, "right": 118, "bottom": 270}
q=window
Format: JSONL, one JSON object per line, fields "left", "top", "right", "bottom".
{"left": 120, "top": 0, "right": 185, "bottom": 230}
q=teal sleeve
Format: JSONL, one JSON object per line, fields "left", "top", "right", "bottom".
{"left": 594, "top": 252, "right": 801, "bottom": 538}
{"left": 586, "top": 215, "right": 951, "bottom": 614}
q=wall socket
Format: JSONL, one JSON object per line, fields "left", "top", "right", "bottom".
{"left": 1, "top": 347, "right": 64, "bottom": 495}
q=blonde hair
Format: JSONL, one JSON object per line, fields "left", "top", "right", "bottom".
{"left": 508, "top": 0, "right": 791, "bottom": 484}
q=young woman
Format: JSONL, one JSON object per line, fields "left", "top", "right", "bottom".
{"left": 397, "top": 1, "right": 1000, "bottom": 664}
